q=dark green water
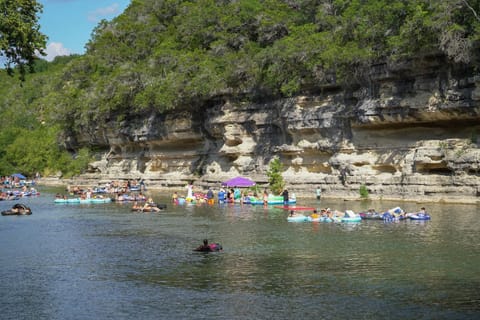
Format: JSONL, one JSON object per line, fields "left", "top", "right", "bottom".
{"left": 1, "top": 187, "right": 479, "bottom": 319}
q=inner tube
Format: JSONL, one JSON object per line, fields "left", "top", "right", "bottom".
{"left": 209, "top": 243, "right": 222, "bottom": 251}
{"left": 287, "top": 215, "right": 308, "bottom": 222}
{"left": 409, "top": 213, "right": 431, "bottom": 220}
{"left": 131, "top": 203, "right": 167, "bottom": 212}
{"left": 1, "top": 203, "right": 32, "bottom": 216}
{"left": 194, "top": 243, "right": 223, "bottom": 252}
{"left": 157, "top": 203, "right": 167, "bottom": 210}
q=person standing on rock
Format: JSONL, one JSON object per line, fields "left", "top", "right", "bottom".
{"left": 340, "top": 168, "right": 348, "bottom": 186}
{"left": 282, "top": 188, "right": 289, "bottom": 205}
{"left": 186, "top": 181, "right": 194, "bottom": 201}
{"left": 139, "top": 178, "right": 146, "bottom": 191}
{"left": 316, "top": 186, "right": 322, "bottom": 200}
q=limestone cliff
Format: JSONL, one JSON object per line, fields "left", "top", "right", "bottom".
{"left": 69, "top": 55, "right": 480, "bottom": 203}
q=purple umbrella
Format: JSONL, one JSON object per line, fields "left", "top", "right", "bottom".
{"left": 222, "top": 176, "right": 256, "bottom": 187}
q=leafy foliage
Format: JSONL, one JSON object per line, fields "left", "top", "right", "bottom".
{"left": 0, "top": 0, "right": 479, "bottom": 177}
{"left": 63, "top": 0, "right": 480, "bottom": 124}
{"left": 266, "top": 157, "right": 285, "bottom": 194}
{"left": 0, "top": 58, "right": 92, "bottom": 177}
{"left": 359, "top": 184, "right": 369, "bottom": 199}
{"left": 0, "top": 0, "right": 47, "bottom": 80}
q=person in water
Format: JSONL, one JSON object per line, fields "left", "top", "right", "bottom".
{"left": 195, "top": 239, "right": 211, "bottom": 252}
{"left": 172, "top": 192, "right": 178, "bottom": 204}
{"left": 310, "top": 209, "right": 319, "bottom": 219}
{"left": 132, "top": 201, "right": 143, "bottom": 211}
{"left": 206, "top": 187, "right": 215, "bottom": 205}
{"left": 407, "top": 207, "right": 426, "bottom": 219}
{"left": 194, "top": 239, "right": 222, "bottom": 252}
{"left": 186, "top": 182, "right": 194, "bottom": 201}
{"left": 263, "top": 189, "right": 269, "bottom": 206}
{"left": 143, "top": 198, "right": 161, "bottom": 212}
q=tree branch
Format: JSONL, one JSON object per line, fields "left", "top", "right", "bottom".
{"left": 462, "top": 0, "right": 480, "bottom": 22}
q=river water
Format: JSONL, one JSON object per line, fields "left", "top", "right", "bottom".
{"left": 0, "top": 187, "right": 479, "bottom": 319}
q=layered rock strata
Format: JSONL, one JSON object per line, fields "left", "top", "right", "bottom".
{"left": 65, "top": 56, "right": 480, "bottom": 203}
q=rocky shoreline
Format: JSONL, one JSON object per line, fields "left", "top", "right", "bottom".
{"left": 53, "top": 55, "right": 480, "bottom": 205}
{"left": 38, "top": 176, "right": 480, "bottom": 205}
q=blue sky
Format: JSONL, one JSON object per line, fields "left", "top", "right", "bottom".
{"left": 38, "top": 0, "right": 131, "bottom": 61}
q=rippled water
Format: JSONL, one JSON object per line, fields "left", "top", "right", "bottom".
{"left": 1, "top": 188, "right": 479, "bottom": 319}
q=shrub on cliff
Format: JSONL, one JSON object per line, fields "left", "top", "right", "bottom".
{"left": 359, "top": 184, "right": 369, "bottom": 199}
{"left": 267, "top": 157, "right": 285, "bottom": 195}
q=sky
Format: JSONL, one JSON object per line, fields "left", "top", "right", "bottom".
{"left": 38, "top": 0, "right": 131, "bottom": 61}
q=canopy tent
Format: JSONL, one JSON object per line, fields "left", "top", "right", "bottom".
{"left": 221, "top": 176, "right": 256, "bottom": 188}
{"left": 11, "top": 173, "right": 26, "bottom": 180}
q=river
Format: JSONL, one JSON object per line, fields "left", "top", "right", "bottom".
{"left": 0, "top": 187, "right": 479, "bottom": 319}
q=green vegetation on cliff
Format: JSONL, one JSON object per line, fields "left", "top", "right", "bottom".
{"left": 267, "top": 157, "right": 286, "bottom": 194}
{"left": 0, "top": 0, "right": 479, "bottom": 176}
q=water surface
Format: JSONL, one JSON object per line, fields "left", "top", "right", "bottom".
{"left": 0, "top": 188, "right": 479, "bottom": 319}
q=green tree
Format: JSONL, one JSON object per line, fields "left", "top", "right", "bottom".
{"left": 266, "top": 157, "right": 285, "bottom": 194}
{"left": 359, "top": 184, "right": 369, "bottom": 199}
{"left": 1, "top": 0, "right": 480, "bottom": 180}
{"left": 0, "top": 0, "right": 47, "bottom": 80}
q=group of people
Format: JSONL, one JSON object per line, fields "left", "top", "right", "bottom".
{"left": 2, "top": 203, "right": 32, "bottom": 216}
{"left": 309, "top": 208, "right": 335, "bottom": 219}
{"left": 67, "top": 179, "right": 146, "bottom": 196}
{"left": 173, "top": 184, "right": 294, "bottom": 206}
{"left": 1, "top": 186, "right": 38, "bottom": 200}
{"left": 0, "top": 191, "right": 19, "bottom": 201}
{"left": 184, "top": 182, "right": 218, "bottom": 203}
{"left": 289, "top": 207, "right": 337, "bottom": 219}
{"left": 175, "top": 183, "right": 254, "bottom": 204}
{"left": 172, "top": 187, "right": 218, "bottom": 204}
{"left": 293, "top": 206, "right": 428, "bottom": 220}
{"left": 54, "top": 190, "right": 109, "bottom": 201}
{"left": 132, "top": 197, "right": 162, "bottom": 212}
{"left": 114, "top": 192, "right": 147, "bottom": 202}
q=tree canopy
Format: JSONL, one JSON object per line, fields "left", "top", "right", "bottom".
{"left": 0, "top": 0, "right": 47, "bottom": 80}
{"left": 0, "top": 0, "right": 479, "bottom": 177}
{"left": 70, "top": 0, "right": 480, "bottom": 119}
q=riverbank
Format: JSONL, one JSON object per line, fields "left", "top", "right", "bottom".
{"left": 37, "top": 176, "right": 480, "bottom": 205}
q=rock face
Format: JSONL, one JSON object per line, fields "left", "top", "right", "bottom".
{"left": 73, "top": 55, "right": 480, "bottom": 203}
